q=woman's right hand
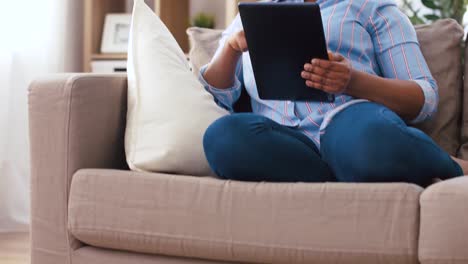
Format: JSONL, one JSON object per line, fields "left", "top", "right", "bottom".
{"left": 202, "top": 30, "right": 247, "bottom": 89}
{"left": 227, "top": 30, "right": 249, "bottom": 53}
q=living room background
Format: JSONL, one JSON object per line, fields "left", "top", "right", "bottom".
{"left": 1, "top": 0, "right": 467, "bottom": 235}
{"left": 2, "top": 1, "right": 468, "bottom": 263}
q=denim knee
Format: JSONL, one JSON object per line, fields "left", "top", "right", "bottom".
{"left": 205, "top": 113, "right": 335, "bottom": 182}
{"left": 203, "top": 114, "right": 262, "bottom": 153}
{"left": 203, "top": 114, "right": 266, "bottom": 179}
{"left": 321, "top": 103, "right": 435, "bottom": 186}
{"left": 333, "top": 117, "right": 407, "bottom": 182}
{"left": 204, "top": 115, "right": 238, "bottom": 178}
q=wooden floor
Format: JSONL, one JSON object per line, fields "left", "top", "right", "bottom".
{"left": 0, "top": 233, "right": 29, "bottom": 264}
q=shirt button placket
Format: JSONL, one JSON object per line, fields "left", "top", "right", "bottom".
{"left": 287, "top": 101, "right": 300, "bottom": 126}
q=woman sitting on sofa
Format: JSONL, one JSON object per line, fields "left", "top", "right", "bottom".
{"left": 200, "top": 0, "right": 468, "bottom": 187}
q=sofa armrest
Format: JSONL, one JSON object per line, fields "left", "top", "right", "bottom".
{"left": 28, "top": 74, "right": 128, "bottom": 264}
{"left": 419, "top": 177, "right": 468, "bottom": 264}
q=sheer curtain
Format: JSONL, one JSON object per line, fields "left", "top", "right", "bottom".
{"left": 0, "top": 0, "right": 82, "bottom": 232}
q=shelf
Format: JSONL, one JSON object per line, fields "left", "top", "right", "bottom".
{"left": 83, "top": 0, "right": 189, "bottom": 72}
{"left": 84, "top": 0, "right": 253, "bottom": 72}
{"left": 91, "top": 53, "right": 128, "bottom": 60}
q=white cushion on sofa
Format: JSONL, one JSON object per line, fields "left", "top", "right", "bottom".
{"left": 125, "top": 0, "right": 228, "bottom": 175}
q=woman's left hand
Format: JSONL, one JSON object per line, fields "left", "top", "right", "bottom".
{"left": 301, "top": 51, "right": 353, "bottom": 94}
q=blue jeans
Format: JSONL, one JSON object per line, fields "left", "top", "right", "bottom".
{"left": 203, "top": 102, "right": 463, "bottom": 187}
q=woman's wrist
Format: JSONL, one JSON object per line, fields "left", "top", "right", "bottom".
{"left": 346, "top": 69, "right": 381, "bottom": 100}
{"left": 226, "top": 39, "right": 244, "bottom": 58}
{"left": 202, "top": 41, "right": 243, "bottom": 89}
{"left": 345, "top": 68, "right": 364, "bottom": 98}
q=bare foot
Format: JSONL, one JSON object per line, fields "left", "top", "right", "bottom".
{"left": 452, "top": 156, "right": 468, "bottom": 175}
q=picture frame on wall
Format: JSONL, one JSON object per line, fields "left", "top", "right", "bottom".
{"left": 101, "top": 14, "right": 132, "bottom": 53}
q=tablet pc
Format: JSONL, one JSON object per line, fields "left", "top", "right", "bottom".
{"left": 239, "top": 2, "right": 334, "bottom": 102}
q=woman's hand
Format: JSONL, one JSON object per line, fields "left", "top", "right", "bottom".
{"left": 203, "top": 30, "right": 247, "bottom": 89}
{"left": 301, "top": 51, "right": 353, "bottom": 94}
{"left": 301, "top": 51, "right": 426, "bottom": 121}
{"left": 227, "top": 30, "right": 249, "bottom": 53}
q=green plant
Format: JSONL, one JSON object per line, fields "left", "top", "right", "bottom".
{"left": 192, "top": 13, "right": 216, "bottom": 29}
{"left": 400, "top": 0, "right": 468, "bottom": 24}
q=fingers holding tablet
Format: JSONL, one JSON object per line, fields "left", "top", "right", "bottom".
{"left": 228, "top": 30, "right": 249, "bottom": 53}
{"left": 302, "top": 51, "right": 353, "bottom": 94}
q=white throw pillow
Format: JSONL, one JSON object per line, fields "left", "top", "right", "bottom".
{"left": 126, "top": 0, "right": 228, "bottom": 175}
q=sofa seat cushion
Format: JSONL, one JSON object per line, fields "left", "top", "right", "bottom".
{"left": 69, "top": 169, "right": 423, "bottom": 264}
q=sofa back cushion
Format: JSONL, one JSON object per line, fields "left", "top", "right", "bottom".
{"left": 459, "top": 39, "right": 468, "bottom": 159}
{"left": 413, "top": 19, "right": 464, "bottom": 156}
{"left": 187, "top": 27, "right": 224, "bottom": 77}
{"left": 188, "top": 19, "right": 465, "bottom": 155}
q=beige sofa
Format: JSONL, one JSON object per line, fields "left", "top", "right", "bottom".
{"left": 29, "top": 19, "right": 468, "bottom": 264}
